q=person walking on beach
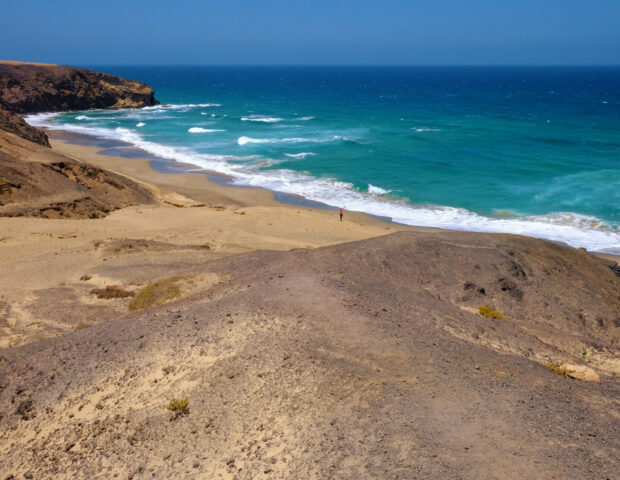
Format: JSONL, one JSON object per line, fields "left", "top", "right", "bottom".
{"left": 339, "top": 207, "right": 343, "bottom": 222}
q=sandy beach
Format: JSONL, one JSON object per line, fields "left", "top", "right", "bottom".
{"left": 1, "top": 130, "right": 410, "bottom": 349}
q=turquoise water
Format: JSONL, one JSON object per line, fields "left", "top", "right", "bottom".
{"left": 28, "top": 66, "right": 620, "bottom": 252}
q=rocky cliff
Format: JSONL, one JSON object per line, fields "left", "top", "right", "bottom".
{"left": 0, "top": 61, "right": 159, "bottom": 146}
{"left": 0, "top": 62, "right": 157, "bottom": 217}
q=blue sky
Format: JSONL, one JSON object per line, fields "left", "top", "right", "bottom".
{"left": 1, "top": 0, "right": 619, "bottom": 65}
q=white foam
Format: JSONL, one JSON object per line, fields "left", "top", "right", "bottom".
{"left": 295, "top": 116, "right": 315, "bottom": 121}
{"left": 523, "top": 212, "right": 610, "bottom": 230}
{"left": 188, "top": 127, "right": 225, "bottom": 133}
{"left": 136, "top": 122, "right": 146, "bottom": 127}
{"left": 238, "top": 136, "right": 342, "bottom": 146}
{"left": 159, "top": 103, "right": 221, "bottom": 109}
{"left": 368, "top": 184, "right": 392, "bottom": 195}
{"left": 25, "top": 113, "right": 620, "bottom": 253}
{"left": 241, "top": 115, "right": 284, "bottom": 123}
{"left": 412, "top": 127, "right": 441, "bottom": 132}
{"left": 120, "top": 112, "right": 174, "bottom": 121}
{"left": 25, "top": 113, "right": 252, "bottom": 169}
{"left": 26, "top": 113, "right": 60, "bottom": 125}
{"left": 228, "top": 169, "right": 619, "bottom": 253}
{"left": 284, "top": 152, "right": 316, "bottom": 159}
{"left": 200, "top": 112, "right": 207, "bottom": 116}
{"left": 75, "top": 115, "right": 93, "bottom": 120}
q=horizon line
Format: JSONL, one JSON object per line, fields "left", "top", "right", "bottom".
{"left": 4, "top": 60, "right": 620, "bottom": 68}
{"left": 80, "top": 63, "right": 620, "bottom": 67}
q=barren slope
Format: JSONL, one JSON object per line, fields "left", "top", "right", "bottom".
{"left": 1, "top": 231, "right": 618, "bottom": 479}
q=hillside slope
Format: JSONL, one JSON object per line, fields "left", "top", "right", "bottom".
{"left": 1, "top": 231, "right": 618, "bottom": 479}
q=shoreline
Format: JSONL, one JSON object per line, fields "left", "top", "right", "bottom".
{"left": 0, "top": 127, "right": 410, "bottom": 348}
{"left": 48, "top": 127, "right": 620, "bottom": 260}
{"left": 27, "top": 110, "right": 620, "bottom": 255}
{"left": 48, "top": 128, "right": 399, "bottom": 224}
{"left": 2, "top": 122, "right": 617, "bottom": 350}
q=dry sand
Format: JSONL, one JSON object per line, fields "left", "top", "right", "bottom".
{"left": 0, "top": 132, "right": 406, "bottom": 349}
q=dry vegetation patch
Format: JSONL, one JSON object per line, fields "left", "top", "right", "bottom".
{"left": 128, "top": 273, "right": 224, "bottom": 311}
{"left": 167, "top": 397, "right": 189, "bottom": 419}
{"left": 478, "top": 304, "right": 505, "bottom": 319}
{"left": 90, "top": 285, "right": 135, "bottom": 299}
{"left": 129, "top": 276, "right": 183, "bottom": 311}
{"left": 546, "top": 363, "right": 569, "bottom": 378}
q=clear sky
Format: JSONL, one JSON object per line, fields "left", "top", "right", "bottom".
{"left": 1, "top": 0, "right": 619, "bottom": 65}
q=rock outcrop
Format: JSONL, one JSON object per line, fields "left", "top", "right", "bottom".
{"left": 0, "top": 62, "right": 158, "bottom": 113}
{"left": 0, "top": 62, "right": 158, "bottom": 218}
{"left": 0, "top": 107, "right": 49, "bottom": 146}
{"left": 0, "top": 129, "right": 155, "bottom": 218}
{"left": 0, "top": 61, "right": 159, "bottom": 146}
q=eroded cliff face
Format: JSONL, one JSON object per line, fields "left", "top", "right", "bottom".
{"left": 0, "top": 62, "right": 159, "bottom": 146}
{"left": 0, "top": 130, "right": 155, "bottom": 218}
{"left": 0, "top": 63, "right": 158, "bottom": 216}
{"left": 0, "top": 108, "right": 49, "bottom": 146}
{"left": 0, "top": 62, "right": 158, "bottom": 113}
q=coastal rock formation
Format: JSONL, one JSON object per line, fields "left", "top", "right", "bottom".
{"left": 0, "top": 130, "right": 154, "bottom": 218}
{"left": 0, "top": 107, "right": 49, "bottom": 146}
{"left": 0, "top": 62, "right": 158, "bottom": 217}
{"left": 0, "top": 61, "right": 159, "bottom": 145}
{"left": 0, "top": 61, "right": 158, "bottom": 113}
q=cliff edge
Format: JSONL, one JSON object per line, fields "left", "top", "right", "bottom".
{"left": 0, "top": 62, "right": 158, "bottom": 217}
{"left": 0, "top": 61, "right": 159, "bottom": 146}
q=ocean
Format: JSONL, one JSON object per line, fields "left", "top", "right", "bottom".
{"left": 26, "top": 66, "right": 620, "bottom": 253}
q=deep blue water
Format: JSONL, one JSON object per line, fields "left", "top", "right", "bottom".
{"left": 28, "top": 66, "right": 620, "bottom": 252}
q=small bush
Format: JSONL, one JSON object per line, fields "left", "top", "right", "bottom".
{"left": 75, "top": 322, "right": 91, "bottom": 331}
{"left": 546, "top": 363, "right": 568, "bottom": 378}
{"left": 167, "top": 397, "right": 189, "bottom": 418}
{"left": 478, "top": 304, "right": 505, "bottom": 319}
{"left": 128, "top": 276, "right": 182, "bottom": 311}
{"left": 91, "top": 285, "right": 134, "bottom": 299}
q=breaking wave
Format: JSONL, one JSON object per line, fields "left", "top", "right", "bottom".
{"left": 412, "top": 127, "right": 441, "bottom": 132}
{"left": 368, "top": 184, "right": 392, "bottom": 195}
{"left": 284, "top": 152, "right": 316, "bottom": 159}
{"left": 241, "top": 115, "right": 284, "bottom": 123}
{"left": 188, "top": 127, "right": 225, "bottom": 133}
{"left": 238, "top": 135, "right": 348, "bottom": 146}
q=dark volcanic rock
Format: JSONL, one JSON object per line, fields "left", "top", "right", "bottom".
{"left": 0, "top": 61, "right": 159, "bottom": 146}
{"left": 0, "top": 62, "right": 158, "bottom": 217}
{"left": 0, "top": 62, "right": 158, "bottom": 113}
